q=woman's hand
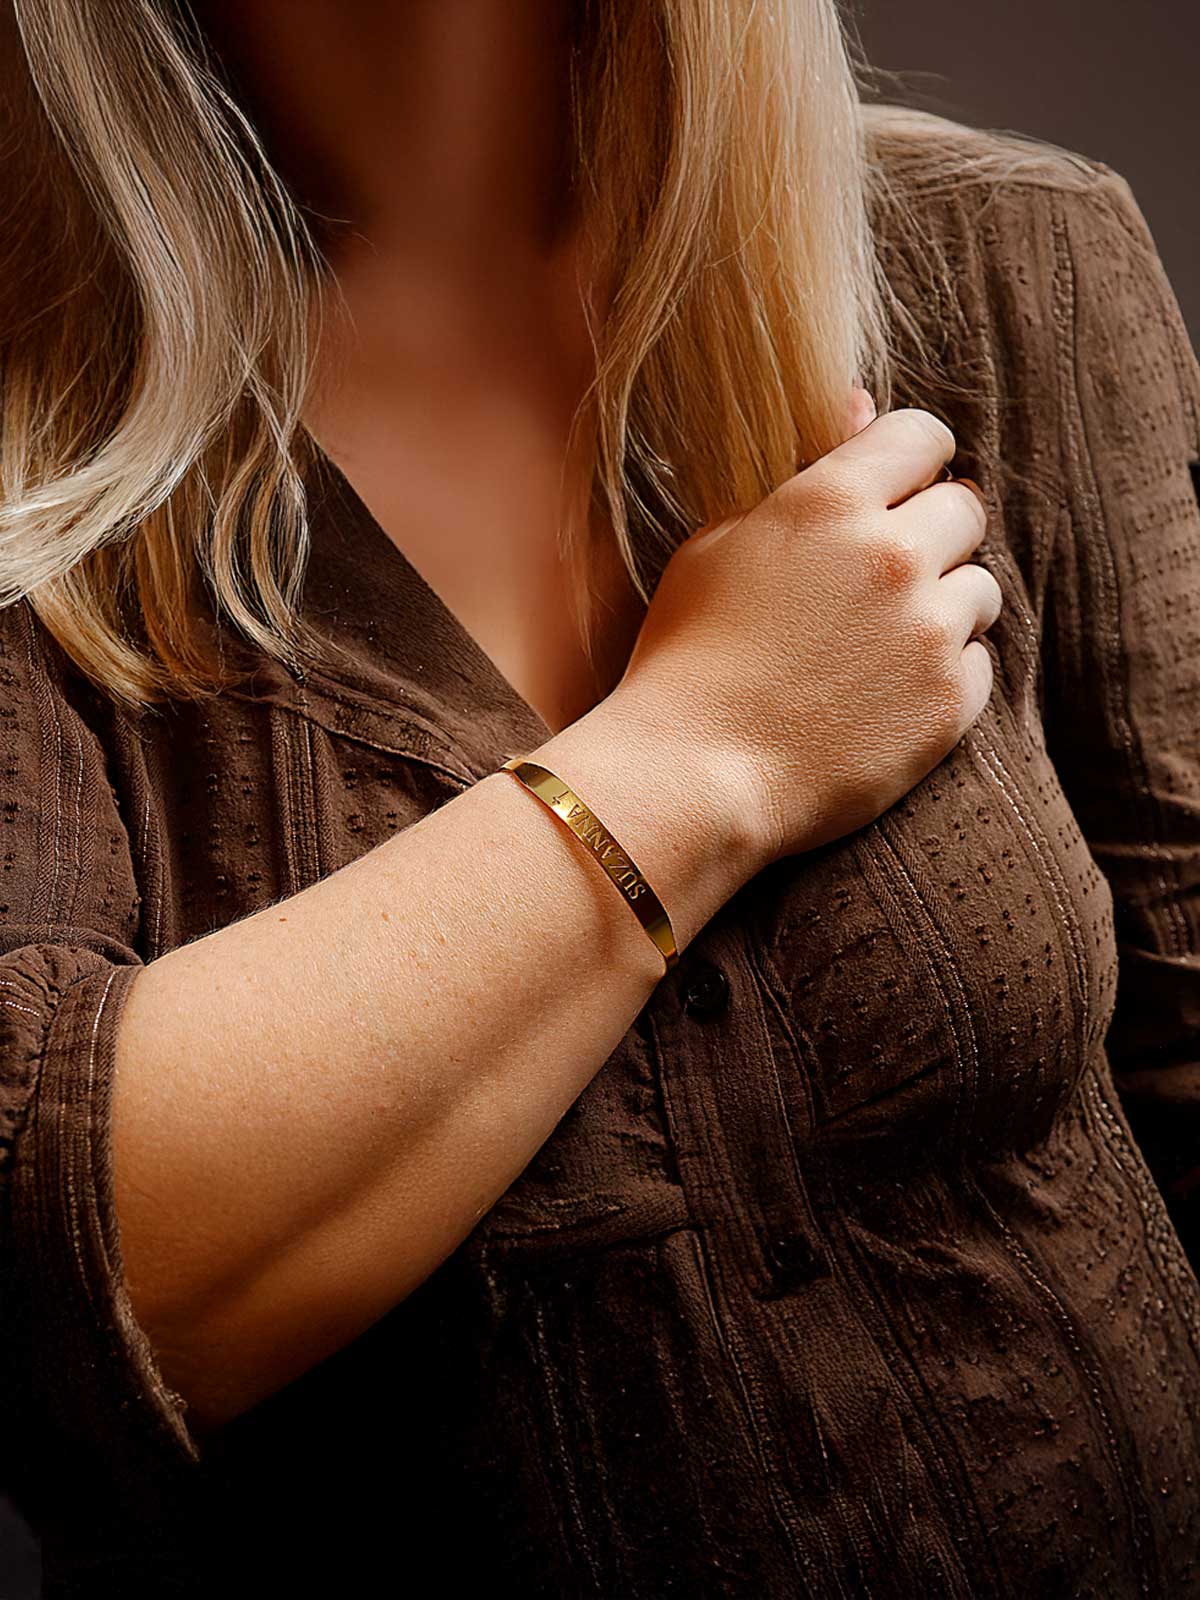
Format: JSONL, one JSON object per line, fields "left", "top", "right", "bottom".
{"left": 609, "top": 395, "right": 1001, "bottom": 867}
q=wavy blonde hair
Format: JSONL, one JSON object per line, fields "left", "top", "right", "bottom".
{"left": 0, "top": 0, "right": 1102, "bottom": 707}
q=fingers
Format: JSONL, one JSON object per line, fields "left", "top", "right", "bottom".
{"left": 814, "top": 407, "right": 957, "bottom": 509}
{"left": 957, "top": 638, "right": 996, "bottom": 729}
{"left": 842, "top": 387, "right": 878, "bottom": 440}
{"left": 893, "top": 478, "right": 990, "bottom": 574}
{"left": 936, "top": 560, "right": 1004, "bottom": 648}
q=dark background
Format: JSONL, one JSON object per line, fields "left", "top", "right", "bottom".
{"left": 851, "top": 0, "right": 1198, "bottom": 342}
{"left": 1, "top": 4, "right": 1196, "bottom": 1596}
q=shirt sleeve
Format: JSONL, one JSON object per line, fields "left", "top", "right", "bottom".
{"left": 1040, "top": 166, "right": 1200, "bottom": 1268}
{"left": 0, "top": 601, "right": 201, "bottom": 1552}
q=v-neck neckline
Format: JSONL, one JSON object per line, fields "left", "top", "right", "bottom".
{"left": 299, "top": 434, "right": 558, "bottom": 768}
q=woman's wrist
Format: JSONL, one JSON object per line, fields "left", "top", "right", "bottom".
{"left": 521, "top": 685, "right": 768, "bottom": 955}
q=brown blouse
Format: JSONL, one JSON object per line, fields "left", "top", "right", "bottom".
{"left": 2, "top": 117, "right": 1200, "bottom": 1598}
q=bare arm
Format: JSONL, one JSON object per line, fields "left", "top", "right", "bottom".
{"left": 113, "top": 694, "right": 759, "bottom": 1433}
{"left": 112, "top": 405, "right": 997, "bottom": 1435}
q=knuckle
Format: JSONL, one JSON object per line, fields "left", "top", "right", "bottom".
{"left": 789, "top": 460, "right": 866, "bottom": 522}
{"left": 866, "top": 532, "right": 922, "bottom": 592}
{"left": 898, "top": 406, "right": 955, "bottom": 454}
{"left": 910, "top": 606, "right": 958, "bottom": 667}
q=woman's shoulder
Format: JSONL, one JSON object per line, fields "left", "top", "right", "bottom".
{"left": 863, "top": 103, "right": 1194, "bottom": 446}
{"left": 863, "top": 103, "right": 1121, "bottom": 206}
{"left": 863, "top": 107, "right": 1199, "bottom": 672}
{"left": 862, "top": 104, "right": 1160, "bottom": 312}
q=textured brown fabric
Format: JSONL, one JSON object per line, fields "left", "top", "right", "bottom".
{"left": 2, "top": 117, "right": 1200, "bottom": 1597}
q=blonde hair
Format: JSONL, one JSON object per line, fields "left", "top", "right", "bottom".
{"left": 0, "top": 0, "right": 1106, "bottom": 707}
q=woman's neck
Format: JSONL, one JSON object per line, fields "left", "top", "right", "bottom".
{"left": 195, "top": 1, "right": 628, "bottom": 738}
{"left": 196, "top": 0, "right": 582, "bottom": 275}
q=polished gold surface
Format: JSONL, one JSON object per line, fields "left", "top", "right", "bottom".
{"left": 500, "top": 756, "right": 679, "bottom": 974}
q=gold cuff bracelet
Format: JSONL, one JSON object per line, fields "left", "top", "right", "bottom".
{"left": 500, "top": 756, "right": 679, "bottom": 975}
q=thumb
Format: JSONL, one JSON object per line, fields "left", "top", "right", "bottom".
{"left": 843, "top": 386, "right": 877, "bottom": 440}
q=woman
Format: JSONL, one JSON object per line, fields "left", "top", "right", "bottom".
{"left": 1, "top": 0, "right": 1197, "bottom": 1594}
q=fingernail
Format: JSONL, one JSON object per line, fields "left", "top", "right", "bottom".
{"left": 953, "top": 470, "right": 992, "bottom": 508}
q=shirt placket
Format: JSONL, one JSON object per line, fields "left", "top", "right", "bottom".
{"left": 646, "top": 916, "right": 832, "bottom": 1302}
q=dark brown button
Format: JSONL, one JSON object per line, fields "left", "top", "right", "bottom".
{"left": 762, "top": 1233, "right": 831, "bottom": 1295}
{"left": 682, "top": 960, "right": 730, "bottom": 1020}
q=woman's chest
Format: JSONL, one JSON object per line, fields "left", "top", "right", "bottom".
{"left": 718, "top": 687, "right": 1118, "bottom": 1164}
{"left": 637, "top": 528, "right": 1120, "bottom": 1204}
{"left": 129, "top": 525, "right": 1118, "bottom": 1235}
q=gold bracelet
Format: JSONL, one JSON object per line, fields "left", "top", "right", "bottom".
{"left": 499, "top": 755, "right": 679, "bottom": 974}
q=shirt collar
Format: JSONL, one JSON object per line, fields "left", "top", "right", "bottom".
{"left": 296, "top": 439, "right": 555, "bottom": 781}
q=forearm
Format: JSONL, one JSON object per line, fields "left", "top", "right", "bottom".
{"left": 112, "top": 690, "right": 760, "bottom": 1430}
